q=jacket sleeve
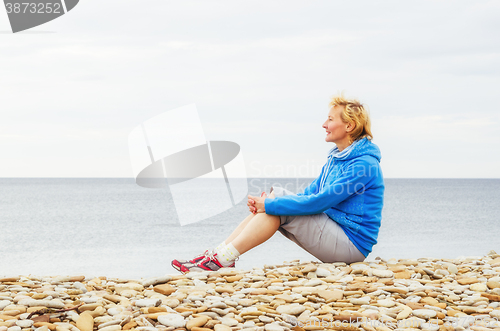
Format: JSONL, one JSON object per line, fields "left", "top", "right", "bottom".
{"left": 296, "top": 176, "right": 321, "bottom": 196}
{"left": 265, "top": 158, "right": 374, "bottom": 216}
{"left": 296, "top": 157, "right": 331, "bottom": 196}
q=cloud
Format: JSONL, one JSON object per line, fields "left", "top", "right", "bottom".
{"left": 0, "top": 0, "right": 499, "bottom": 177}
{"left": 373, "top": 114, "right": 500, "bottom": 177}
{"left": 375, "top": 114, "right": 500, "bottom": 143}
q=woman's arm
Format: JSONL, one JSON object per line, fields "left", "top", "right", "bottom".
{"left": 296, "top": 175, "right": 321, "bottom": 196}
{"left": 249, "top": 174, "right": 321, "bottom": 214}
{"left": 295, "top": 157, "right": 332, "bottom": 196}
{"left": 265, "top": 157, "right": 378, "bottom": 216}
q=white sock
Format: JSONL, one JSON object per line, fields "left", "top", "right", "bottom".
{"left": 215, "top": 243, "right": 240, "bottom": 267}
{"left": 215, "top": 241, "right": 226, "bottom": 252}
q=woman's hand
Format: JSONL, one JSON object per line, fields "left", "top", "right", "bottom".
{"left": 248, "top": 192, "right": 267, "bottom": 214}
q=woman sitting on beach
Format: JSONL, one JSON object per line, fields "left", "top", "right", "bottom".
{"left": 172, "top": 94, "right": 384, "bottom": 273}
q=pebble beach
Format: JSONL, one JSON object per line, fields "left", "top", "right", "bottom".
{"left": 2, "top": 252, "right": 500, "bottom": 331}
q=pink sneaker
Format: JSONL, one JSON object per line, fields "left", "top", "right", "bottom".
{"left": 172, "top": 250, "right": 236, "bottom": 273}
{"left": 171, "top": 250, "right": 209, "bottom": 273}
{"left": 194, "top": 250, "right": 237, "bottom": 272}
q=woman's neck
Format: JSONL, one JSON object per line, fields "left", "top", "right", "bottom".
{"left": 335, "top": 138, "right": 351, "bottom": 152}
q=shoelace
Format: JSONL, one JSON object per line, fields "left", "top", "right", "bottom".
{"left": 203, "top": 249, "right": 239, "bottom": 265}
{"left": 204, "top": 249, "right": 217, "bottom": 261}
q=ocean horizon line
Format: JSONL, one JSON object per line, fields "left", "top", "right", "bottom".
{"left": 1, "top": 177, "right": 499, "bottom": 180}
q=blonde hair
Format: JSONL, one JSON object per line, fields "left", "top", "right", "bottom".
{"left": 329, "top": 93, "right": 373, "bottom": 143}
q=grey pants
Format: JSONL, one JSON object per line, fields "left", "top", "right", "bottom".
{"left": 271, "top": 186, "right": 366, "bottom": 264}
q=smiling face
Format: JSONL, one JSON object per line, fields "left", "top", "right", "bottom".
{"left": 322, "top": 105, "right": 352, "bottom": 147}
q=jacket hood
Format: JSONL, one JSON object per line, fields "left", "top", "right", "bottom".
{"left": 327, "top": 137, "right": 381, "bottom": 162}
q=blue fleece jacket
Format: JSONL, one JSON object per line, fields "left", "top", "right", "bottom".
{"left": 265, "top": 138, "right": 384, "bottom": 257}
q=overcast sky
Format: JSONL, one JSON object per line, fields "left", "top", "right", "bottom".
{"left": 1, "top": 1, "right": 499, "bottom": 178}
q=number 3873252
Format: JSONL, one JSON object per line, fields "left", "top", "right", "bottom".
{"left": 5, "top": 2, "right": 62, "bottom": 14}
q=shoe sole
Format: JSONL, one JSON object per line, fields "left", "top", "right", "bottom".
{"left": 171, "top": 260, "right": 183, "bottom": 273}
{"left": 171, "top": 258, "right": 204, "bottom": 274}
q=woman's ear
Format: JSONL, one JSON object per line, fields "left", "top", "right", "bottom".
{"left": 346, "top": 121, "right": 355, "bottom": 133}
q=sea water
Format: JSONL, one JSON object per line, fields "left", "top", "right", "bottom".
{"left": 0, "top": 178, "right": 498, "bottom": 278}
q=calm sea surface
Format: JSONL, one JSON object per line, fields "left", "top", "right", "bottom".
{"left": 0, "top": 178, "right": 499, "bottom": 278}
